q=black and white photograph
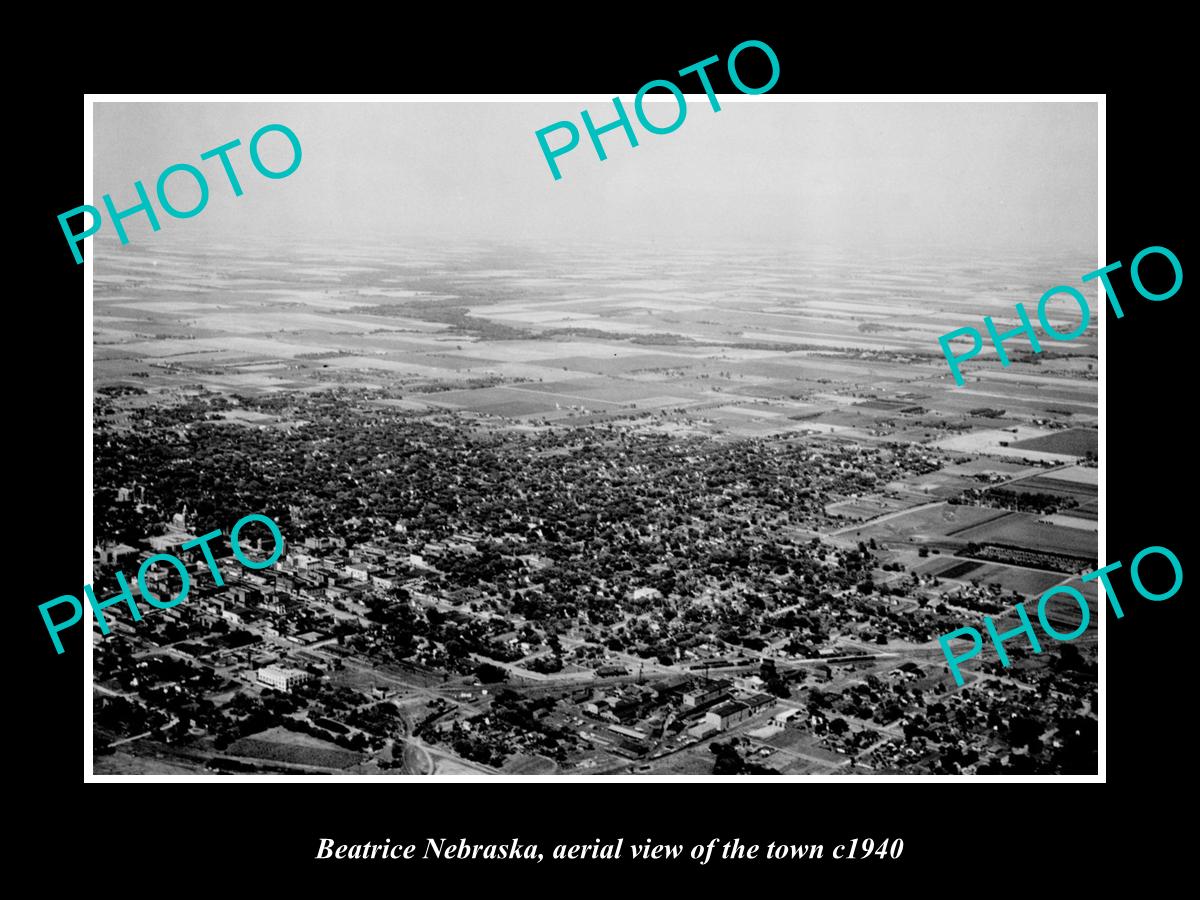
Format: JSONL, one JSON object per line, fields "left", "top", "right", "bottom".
{"left": 83, "top": 98, "right": 1102, "bottom": 778}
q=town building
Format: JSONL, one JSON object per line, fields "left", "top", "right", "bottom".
{"left": 704, "top": 693, "right": 775, "bottom": 731}
{"left": 682, "top": 678, "right": 731, "bottom": 708}
{"left": 256, "top": 664, "right": 312, "bottom": 691}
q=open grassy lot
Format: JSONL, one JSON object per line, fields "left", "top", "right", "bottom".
{"left": 963, "top": 563, "right": 1076, "bottom": 595}
{"left": 227, "top": 726, "right": 363, "bottom": 769}
{"left": 95, "top": 750, "right": 206, "bottom": 775}
{"left": 849, "top": 504, "right": 1009, "bottom": 543}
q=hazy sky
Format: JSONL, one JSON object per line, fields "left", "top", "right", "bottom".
{"left": 93, "top": 101, "right": 1097, "bottom": 254}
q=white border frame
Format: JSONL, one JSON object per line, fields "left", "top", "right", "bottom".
{"left": 83, "top": 93, "right": 1106, "bottom": 783}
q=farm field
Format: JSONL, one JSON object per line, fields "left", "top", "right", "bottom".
{"left": 1041, "top": 465, "right": 1099, "bottom": 485}
{"left": 951, "top": 511, "right": 1099, "bottom": 556}
{"left": 929, "top": 427, "right": 1085, "bottom": 463}
{"left": 1010, "top": 476, "right": 1097, "bottom": 499}
{"left": 1056, "top": 504, "right": 1098, "bottom": 521}
{"left": 1039, "top": 513, "right": 1098, "bottom": 531}
{"left": 1009, "top": 428, "right": 1098, "bottom": 456}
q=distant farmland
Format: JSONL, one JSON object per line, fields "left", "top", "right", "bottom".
{"left": 1009, "top": 428, "right": 1097, "bottom": 456}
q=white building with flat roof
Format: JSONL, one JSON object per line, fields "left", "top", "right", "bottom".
{"left": 257, "top": 664, "right": 312, "bottom": 692}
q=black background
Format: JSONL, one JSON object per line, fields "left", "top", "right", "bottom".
{"left": 18, "top": 20, "right": 1189, "bottom": 888}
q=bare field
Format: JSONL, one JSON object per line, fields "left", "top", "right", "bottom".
{"left": 952, "top": 512, "right": 1098, "bottom": 556}
{"left": 95, "top": 750, "right": 207, "bottom": 775}
{"left": 1009, "top": 428, "right": 1098, "bottom": 456}
{"left": 227, "top": 726, "right": 363, "bottom": 769}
